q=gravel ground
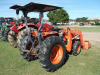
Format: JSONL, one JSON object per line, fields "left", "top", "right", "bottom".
{"left": 83, "top": 32, "right": 100, "bottom": 42}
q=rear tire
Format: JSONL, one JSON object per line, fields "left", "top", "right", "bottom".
{"left": 4, "top": 27, "right": 11, "bottom": 41}
{"left": 38, "top": 36, "right": 68, "bottom": 72}
{"left": 17, "top": 27, "right": 35, "bottom": 47}
{"left": 72, "top": 41, "right": 81, "bottom": 56}
{"left": 8, "top": 30, "right": 18, "bottom": 48}
{"left": 20, "top": 36, "right": 38, "bottom": 61}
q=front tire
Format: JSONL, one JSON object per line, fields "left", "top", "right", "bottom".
{"left": 38, "top": 36, "right": 68, "bottom": 72}
{"left": 72, "top": 41, "right": 81, "bottom": 56}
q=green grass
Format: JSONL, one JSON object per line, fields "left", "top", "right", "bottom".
{"left": 56, "top": 26, "right": 100, "bottom": 32}
{"left": 0, "top": 40, "right": 100, "bottom": 75}
{"left": 0, "top": 37, "right": 4, "bottom": 41}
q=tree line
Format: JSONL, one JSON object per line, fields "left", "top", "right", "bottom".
{"left": 47, "top": 9, "right": 69, "bottom": 23}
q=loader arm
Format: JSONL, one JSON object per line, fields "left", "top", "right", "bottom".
{"left": 70, "top": 30, "right": 84, "bottom": 48}
{"left": 63, "top": 29, "right": 89, "bottom": 52}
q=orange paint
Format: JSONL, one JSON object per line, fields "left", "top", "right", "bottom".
{"left": 50, "top": 45, "right": 63, "bottom": 64}
{"left": 65, "top": 30, "right": 72, "bottom": 52}
{"left": 77, "top": 45, "right": 81, "bottom": 53}
{"left": 84, "top": 41, "right": 91, "bottom": 49}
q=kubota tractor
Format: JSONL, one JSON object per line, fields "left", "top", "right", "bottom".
{"left": 10, "top": 2, "right": 91, "bottom": 72}
{"left": 8, "top": 6, "right": 53, "bottom": 48}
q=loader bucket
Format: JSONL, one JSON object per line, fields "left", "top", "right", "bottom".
{"left": 84, "top": 41, "right": 91, "bottom": 49}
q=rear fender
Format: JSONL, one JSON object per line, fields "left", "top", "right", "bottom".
{"left": 10, "top": 25, "right": 19, "bottom": 33}
{"left": 10, "top": 22, "right": 15, "bottom": 26}
{"left": 42, "top": 23, "right": 53, "bottom": 32}
{"left": 17, "top": 23, "right": 53, "bottom": 32}
{"left": 17, "top": 23, "right": 38, "bottom": 31}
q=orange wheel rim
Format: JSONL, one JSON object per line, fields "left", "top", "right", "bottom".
{"left": 50, "top": 45, "right": 63, "bottom": 64}
{"left": 77, "top": 45, "right": 81, "bottom": 53}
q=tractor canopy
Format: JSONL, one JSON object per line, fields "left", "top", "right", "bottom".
{"left": 10, "top": 2, "right": 62, "bottom": 46}
{"left": 10, "top": 2, "right": 62, "bottom": 13}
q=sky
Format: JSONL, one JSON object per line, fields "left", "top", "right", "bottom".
{"left": 0, "top": 0, "right": 100, "bottom": 20}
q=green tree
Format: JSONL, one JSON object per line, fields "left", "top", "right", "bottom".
{"left": 76, "top": 17, "right": 88, "bottom": 22}
{"left": 19, "top": 16, "right": 31, "bottom": 23}
{"left": 94, "top": 19, "right": 99, "bottom": 23}
{"left": 47, "top": 9, "right": 69, "bottom": 23}
{"left": 47, "top": 10, "right": 57, "bottom": 23}
{"left": 0, "top": 17, "right": 4, "bottom": 20}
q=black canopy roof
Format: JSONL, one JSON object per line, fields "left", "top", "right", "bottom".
{"left": 10, "top": 2, "right": 62, "bottom": 12}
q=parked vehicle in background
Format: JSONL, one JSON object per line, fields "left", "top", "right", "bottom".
{"left": 80, "top": 23, "right": 84, "bottom": 26}
{"left": 0, "top": 20, "right": 5, "bottom": 27}
{"left": 0, "top": 18, "right": 14, "bottom": 40}
{"left": 0, "top": 20, "right": 5, "bottom": 38}
{"left": 4, "top": 17, "right": 14, "bottom": 26}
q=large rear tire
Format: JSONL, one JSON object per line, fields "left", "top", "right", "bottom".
{"left": 17, "top": 27, "right": 35, "bottom": 47}
{"left": 38, "top": 36, "right": 68, "bottom": 72}
{"left": 20, "top": 36, "right": 38, "bottom": 61}
{"left": 4, "top": 27, "right": 11, "bottom": 41}
{"left": 8, "top": 30, "right": 18, "bottom": 48}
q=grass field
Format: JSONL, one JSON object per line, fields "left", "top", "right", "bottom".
{"left": 56, "top": 26, "right": 100, "bottom": 32}
{"left": 0, "top": 27, "right": 100, "bottom": 75}
{"left": 0, "top": 40, "right": 100, "bottom": 75}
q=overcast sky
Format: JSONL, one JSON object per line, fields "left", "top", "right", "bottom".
{"left": 0, "top": 0, "right": 100, "bottom": 19}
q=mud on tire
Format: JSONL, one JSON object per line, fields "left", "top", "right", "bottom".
{"left": 38, "top": 36, "right": 68, "bottom": 72}
{"left": 8, "top": 30, "right": 18, "bottom": 48}
{"left": 17, "top": 27, "right": 35, "bottom": 47}
{"left": 20, "top": 36, "right": 38, "bottom": 61}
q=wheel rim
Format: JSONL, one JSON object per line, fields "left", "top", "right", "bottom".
{"left": 77, "top": 45, "right": 81, "bottom": 53}
{"left": 27, "top": 44, "right": 33, "bottom": 53}
{"left": 26, "top": 43, "right": 37, "bottom": 56}
{"left": 50, "top": 45, "right": 63, "bottom": 64}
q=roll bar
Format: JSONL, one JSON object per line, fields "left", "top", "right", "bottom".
{"left": 10, "top": 2, "right": 62, "bottom": 52}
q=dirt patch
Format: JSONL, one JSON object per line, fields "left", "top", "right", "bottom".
{"left": 83, "top": 32, "right": 100, "bottom": 42}
{"left": 83, "top": 32, "right": 100, "bottom": 48}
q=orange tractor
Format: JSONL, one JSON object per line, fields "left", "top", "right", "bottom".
{"left": 10, "top": 2, "right": 91, "bottom": 72}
